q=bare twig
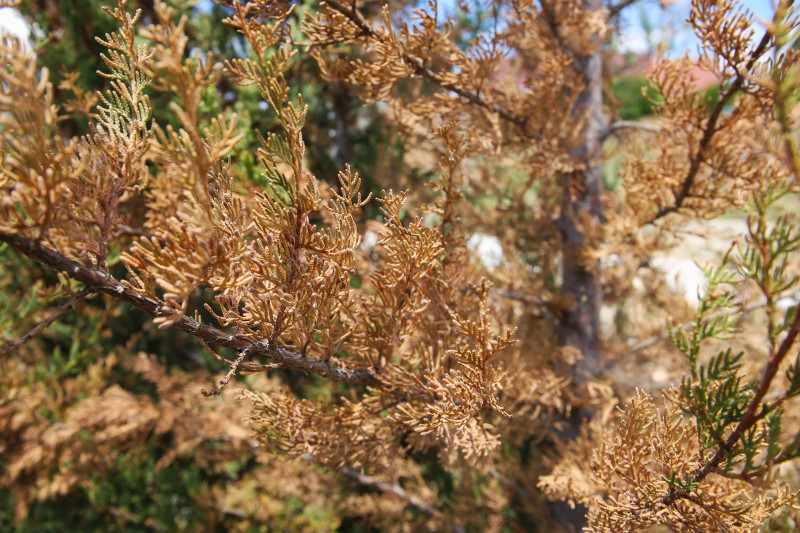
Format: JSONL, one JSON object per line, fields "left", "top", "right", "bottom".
{"left": 628, "top": 299, "right": 771, "bottom": 355}
{"left": 487, "top": 468, "right": 534, "bottom": 502}
{"left": 342, "top": 467, "right": 467, "bottom": 533}
{"left": 490, "top": 288, "right": 557, "bottom": 321}
{"left": 202, "top": 344, "right": 253, "bottom": 396}
{"left": 0, "top": 231, "right": 381, "bottom": 387}
{"left": 602, "top": 120, "right": 662, "bottom": 140}
{"left": 200, "top": 340, "right": 287, "bottom": 375}
{"left": 490, "top": 288, "right": 547, "bottom": 306}
{"left": 0, "top": 287, "right": 93, "bottom": 357}
{"left": 607, "top": 0, "right": 641, "bottom": 18}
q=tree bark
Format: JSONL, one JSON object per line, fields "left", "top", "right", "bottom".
{"left": 551, "top": 2, "right": 607, "bottom": 531}
{"left": 558, "top": 17, "right": 606, "bottom": 383}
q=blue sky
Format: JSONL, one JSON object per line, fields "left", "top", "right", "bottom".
{"left": 0, "top": 0, "right": 782, "bottom": 57}
{"left": 617, "top": 0, "right": 776, "bottom": 55}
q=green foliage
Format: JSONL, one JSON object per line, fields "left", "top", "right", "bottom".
{"left": 610, "top": 75, "right": 720, "bottom": 120}
{"left": 673, "top": 184, "right": 800, "bottom": 478}
{"left": 680, "top": 346, "right": 753, "bottom": 455}
{"left": 662, "top": 471, "right": 700, "bottom": 493}
{"left": 610, "top": 76, "right": 656, "bottom": 120}
{"left": 2, "top": 452, "right": 215, "bottom": 532}
{"left": 669, "top": 257, "right": 739, "bottom": 378}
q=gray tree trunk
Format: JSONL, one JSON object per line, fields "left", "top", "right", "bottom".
{"left": 551, "top": 1, "right": 607, "bottom": 530}
{"left": 558, "top": 3, "right": 606, "bottom": 383}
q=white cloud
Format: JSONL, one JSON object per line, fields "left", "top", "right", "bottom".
{"left": 617, "top": 26, "right": 650, "bottom": 54}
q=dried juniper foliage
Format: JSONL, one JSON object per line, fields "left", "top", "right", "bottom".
{"left": 3, "top": 0, "right": 519, "bottom": 475}
{"left": 4, "top": 0, "right": 800, "bottom": 530}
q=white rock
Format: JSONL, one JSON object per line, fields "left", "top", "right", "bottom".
{"left": 467, "top": 234, "right": 504, "bottom": 270}
{"left": 650, "top": 256, "right": 708, "bottom": 306}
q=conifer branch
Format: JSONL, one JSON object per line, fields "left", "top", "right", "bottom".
{"left": 0, "top": 231, "right": 380, "bottom": 386}
{"left": 4, "top": 0, "right": 798, "bottom": 528}
{"left": 487, "top": 468, "right": 534, "bottom": 502}
{"left": 648, "top": 30, "right": 774, "bottom": 224}
{"left": 628, "top": 298, "right": 772, "bottom": 355}
{"left": 661, "top": 307, "right": 800, "bottom": 506}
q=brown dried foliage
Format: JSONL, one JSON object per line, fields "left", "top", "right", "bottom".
{"left": 0, "top": 352, "right": 254, "bottom": 522}
{"left": 2, "top": 0, "right": 527, "bottom": 477}
{"left": 4, "top": 0, "right": 800, "bottom": 530}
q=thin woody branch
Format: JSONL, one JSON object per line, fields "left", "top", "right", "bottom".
{"left": 0, "top": 286, "right": 93, "bottom": 357}
{"left": 487, "top": 468, "right": 534, "bottom": 502}
{"left": 627, "top": 298, "right": 772, "bottom": 356}
{"left": 0, "top": 231, "right": 381, "bottom": 387}
{"left": 341, "top": 467, "right": 467, "bottom": 533}
{"left": 602, "top": 119, "right": 662, "bottom": 140}
{"left": 489, "top": 288, "right": 557, "bottom": 321}
{"left": 607, "top": 0, "right": 641, "bottom": 18}
{"left": 202, "top": 344, "right": 252, "bottom": 396}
